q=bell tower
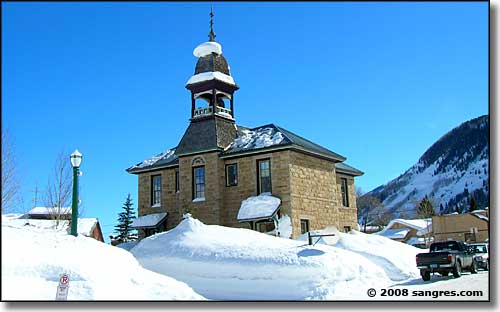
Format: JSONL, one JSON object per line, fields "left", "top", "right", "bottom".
{"left": 185, "top": 8, "right": 239, "bottom": 121}
{"left": 176, "top": 9, "right": 239, "bottom": 156}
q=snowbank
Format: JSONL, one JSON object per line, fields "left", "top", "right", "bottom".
{"left": 131, "top": 217, "right": 392, "bottom": 300}
{"left": 1, "top": 215, "right": 204, "bottom": 300}
{"left": 299, "top": 228, "right": 422, "bottom": 281}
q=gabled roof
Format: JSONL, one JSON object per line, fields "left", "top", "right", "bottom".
{"left": 222, "top": 124, "right": 346, "bottom": 162}
{"left": 126, "top": 123, "right": 359, "bottom": 174}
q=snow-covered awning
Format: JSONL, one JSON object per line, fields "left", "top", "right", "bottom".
{"left": 237, "top": 193, "right": 281, "bottom": 222}
{"left": 131, "top": 213, "right": 168, "bottom": 229}
{"left": 376, "top": 228, "right": 410, "bottom": 239}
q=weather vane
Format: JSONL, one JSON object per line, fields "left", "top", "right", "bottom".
{"left": 208, "top": 5, "right": 216, "bottom": 41}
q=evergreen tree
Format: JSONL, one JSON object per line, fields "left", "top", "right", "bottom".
{"left": 417, "top": 196, "right": 435, "bottom": 218}
{"left": 114, "top": 193, "right": 137, "bottom": 243}
{"left": 470, "top": 195, "right": 477, "bottom": 212}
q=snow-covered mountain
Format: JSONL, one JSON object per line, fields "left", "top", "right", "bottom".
{"left": 367, "top": 115, "right": 489, "bottom": 217}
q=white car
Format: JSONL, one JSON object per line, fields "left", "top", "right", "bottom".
{"left": 470, "top": 243, "right": 489, "bottom": 271}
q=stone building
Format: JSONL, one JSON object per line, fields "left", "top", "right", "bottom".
{"left": 432, "top": 209, "right": 489, "bottom": 243}
{"left": 126, "top": 15, "right": 363, "bottom": 239}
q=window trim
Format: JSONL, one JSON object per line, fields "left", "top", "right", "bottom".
{"left": 225, "top": 163, "right": 238, "bottom": 187}
{"left": 257, "top": 158, "right": 272, "bottom": 194}
{"left": 192, "top": 165, "right": 206, "bottom": 200}
{"left": 151, "top": 174, "right": 162, "bottom": 206}
{"left": 340, "top": 177, "right": 349, "bottom": 207}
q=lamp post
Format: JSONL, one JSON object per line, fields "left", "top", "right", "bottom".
{"left": 70, "top": 150, "right": 82, "bottom": 236}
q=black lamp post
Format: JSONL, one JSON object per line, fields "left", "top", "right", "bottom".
{"left": 70, "top": 150, "right": 82, "bottom": 236}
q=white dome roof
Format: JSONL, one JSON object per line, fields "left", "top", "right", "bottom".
{"left": 193, "top": 41, "right": 222, "bottom": 57}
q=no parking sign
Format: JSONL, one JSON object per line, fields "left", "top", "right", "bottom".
{"left": 55, "top": 273, "right": 70, "bottom": 301}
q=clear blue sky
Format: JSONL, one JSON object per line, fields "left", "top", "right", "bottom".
{"left": 2, "top": 2, "right": 488, "bottom": 240}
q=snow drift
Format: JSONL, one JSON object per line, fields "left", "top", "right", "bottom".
{"left": 1, "top": 215, "right": 204, "bottom": 300}
{"left": 306, "top": 229, "right": 422, "bottom": 281}
{"left": 131, "top": 216, "right": 410, "bottom": 300}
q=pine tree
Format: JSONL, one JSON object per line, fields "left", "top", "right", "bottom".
{"left": 114, "top": 193, "right": 137, "bottom": 243}
{"left": 417, "top": 196, "right": 435, "bottom": 218}
{"left": 470, "top": 195, "right": 477, "bottom": 212}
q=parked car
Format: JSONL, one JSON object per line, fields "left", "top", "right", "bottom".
{"left": 416, "top": 241, "right": 478, "bottom": 281}
{"left": 469, "top": 243, "right": 489, "bottom": 271}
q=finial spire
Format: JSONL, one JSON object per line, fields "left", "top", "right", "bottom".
{"left": 208, "top": 6, "right": 216, "bottom": 42}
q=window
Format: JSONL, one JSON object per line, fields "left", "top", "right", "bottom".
{"left": 341, "top": 178, "right": 349, "bottom": 207}
{"left": 300, "top": 219, "right": 310, "bottom": 234}
{"left": 257, "top": 159, "right": 272, "bottom": 194}
{"left": 175, "top": 169, "right": 180, "bottom": 192}
{"left": 193, "top": 166, "right": 205, "bottom": 199}
{"left": 226, "top": 164, "right": 238, "bottom": 187}
{"left": 464, "top": 232, "right": 476, "bottom": 243}
{"left": 151, "top": 175, "right": 161, "bottom": 206}
{"left": 344, "top": 226, "right": 351, "bottom": 233}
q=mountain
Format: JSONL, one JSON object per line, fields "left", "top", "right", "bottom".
{"left": 365, "top": 115, "right": 489, "bottom": 218}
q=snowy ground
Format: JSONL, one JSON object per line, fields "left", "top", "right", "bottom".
{"left": 130, "top": 216, "right": 490, "bottom": 301}
{"left": 1, "top": 214, "right": 204, "bottom": 300}
{"left": 2, "top": 214, "right": 488, "bottom": 301}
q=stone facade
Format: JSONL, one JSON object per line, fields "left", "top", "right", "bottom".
{"left": 136, "top": 149, "right": 359, "bottom": 239}
{"left": 433, "top": 211, "right": 489, "bottom": 243}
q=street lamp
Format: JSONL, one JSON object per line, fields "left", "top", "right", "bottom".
{"left": 70, "top": 149, "right": 82, "bottom": 236}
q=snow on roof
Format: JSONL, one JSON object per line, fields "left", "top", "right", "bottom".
{"left": 237, "top": 193, "right": 281, "bottom": 221}
{"left": 130, "top": 148, "right": 177, "bottom": 170}
{"left": 193, "top": 41, "right": 222, "bottom": 57}
{"left": 227, "top": 127, "right": 286, "bottom": 153}
{"left": 186, "top": 71, "right": 235, "bottom": 86}
{"left": 6, "top": 216, "right": 99, "bottom": 237}
{"left": 131, "top": 213, "right": 168, "bottom": 229}
{"left": 28, "top": 206, "right": 71, "bottom": 216}
{"left": 376, "top": 218, "right": 432, "bottom": 237}
{"left": 472, "top": 213, "right": 489, "bottom": 222}
{"left": 376, "top": 228, "right": 410, "bottom": 239}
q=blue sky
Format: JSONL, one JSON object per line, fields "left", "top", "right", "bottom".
{"left": 2, "top": 2, "right": 488, "bottom": 240}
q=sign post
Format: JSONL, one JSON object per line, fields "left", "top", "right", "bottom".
{"left": 55, "top": 273, "right": 70, "bottom": 301}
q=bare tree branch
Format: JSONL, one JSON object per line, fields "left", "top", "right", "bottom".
{"left": 2, "top": 130, "right": 21, "bottom": 212}
{"left": 43, "top": 151, "right": 72, "bottom": 226}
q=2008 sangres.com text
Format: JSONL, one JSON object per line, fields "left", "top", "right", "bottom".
{"left": 367, "top": 288, "right": 483, "bottom": 298}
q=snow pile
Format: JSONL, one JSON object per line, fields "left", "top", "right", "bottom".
{"left": 276, "top": 214, "right": 292, "bottom": 238}
{"left": 131, "top": 216, "right": 394, "bottom": 300}
{"left": 131, "top": 213, "right": 167, "bottom": 228}
{"left": 193, "top": 41, "right": 222, "bottom": 57}
{"left": 237, "top": 193, "right": 280, "bottom": 221}
{"left": 334, "top": 231, "right": 422, "bottom": 281}
{"left": 299, "top": 228, "right": 421, "bottom": 281}
{"left": 228, "top": 127, "right": 286, "bottom": 152}
{"left": 186, "top": 71, "right": 235, "bottom": 86}
{"left": 1, "top": 215, "right": 204, "bottom": 300}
